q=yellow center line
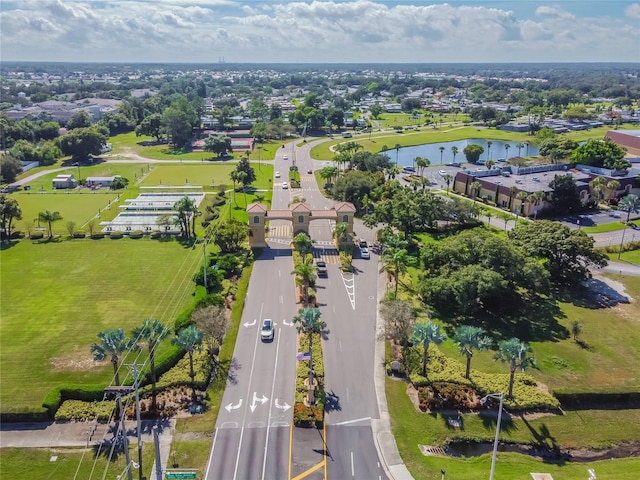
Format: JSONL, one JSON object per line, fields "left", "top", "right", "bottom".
{"left": 288, "top": 423, "right": 293, "bottom": 480}
{"left": 290, "top": 459, "right": 326, "bottom": 480}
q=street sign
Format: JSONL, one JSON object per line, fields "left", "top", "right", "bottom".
{"left": 165, "top": 473, "right": 197, "bottom": 479}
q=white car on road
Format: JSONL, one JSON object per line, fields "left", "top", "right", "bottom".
{"left": 282, "top": 181, "right": 288, "bottom": 189}
{"left": 261, "top": 319, "right": 274, "bottom": 341}
{"left": 275, "top": 171, "right": 280, "bottom": 178}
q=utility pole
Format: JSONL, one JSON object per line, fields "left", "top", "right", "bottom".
{"left": 153, "top": 426, "right": 163, "bottom": 480}
{"left": 117, "top": 395, "right": 134, "bottom": 480}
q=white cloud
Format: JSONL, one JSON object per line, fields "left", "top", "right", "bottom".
{"left": 0, "top": 0, "right": 637, "bottom": 62}
{"left": 625, "top": 3, "right": 640, "bottom": 18}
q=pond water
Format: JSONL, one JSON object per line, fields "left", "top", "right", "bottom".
{"left": 388, "top": 139, "right": 540, "bottom": 168}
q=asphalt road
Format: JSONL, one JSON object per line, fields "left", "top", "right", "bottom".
{"left": 205, "top": 140, "right": 388, "bottom": 479}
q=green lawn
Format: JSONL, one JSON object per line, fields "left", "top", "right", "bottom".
{"left": 108, "top": 132, "right": 281, "bottom": 162}
{"left": 309, "top": 125, "right": 625, "bottom": 161}
{"left": 431, "top": 273, "right": 640, "bottom": 394}
{"left": 607, "top": 249, "right": 640, "bottom": 265}
{"left": 0, "top": 445, "right": 156, "bottom": 480}
{"left": 12, "top": 192, "right": 123, "bottom": 235}
{"left": 581, "top": 222, "right": 626, "bottom": 234}
{"left": 0, "top": 238, "right": 200, "bottom": 412}
{"left": 387, "top": 377, "right": 640, "bottom": 479}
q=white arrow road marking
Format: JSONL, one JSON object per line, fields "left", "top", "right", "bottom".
{"left": 243, "top": 318, "right": 257, "bottom": 328}
{"left": 224, "top": 399, "right": 242, "bottom": 413}
{"left": 250, "top": 392, "right": 269, "bottom": 413}
{"left": 275, "top": 399, "right": 291, "bottom": 412}
{"left": 282, "top": 318, "right": 292, "bottom": 327}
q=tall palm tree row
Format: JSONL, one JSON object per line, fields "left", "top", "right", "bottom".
{"left": 91, "top": 328, "right": 139, "bottom": 386}
{"left": 411, "top": 321, "right": 447, "bottom": 377}
{"left": 172, "top": 325, "right": 204, "bottom": 402}
{"left": 292, "top": 307, "right": 327, "bottom": 405}
{"left": 132, "top": 319, "right": 170, "bottom": 413}
{"left": 291, "top": 255, "right": 317, "bottom": 306}
{"left": 38, "top": 210, "right": 63, "bottom": 238}
{"left": 494, "top": 337, "right": 535, "bottom": 397}
{"left": 380, "top": 233, "right": 414, "bottom": 297}
{"left": 454, "top": 326, "right": 492, "bottom": 380}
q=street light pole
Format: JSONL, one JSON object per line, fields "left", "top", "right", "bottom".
{"left": 480, "top": 392, "right": 504, "bottom": 480}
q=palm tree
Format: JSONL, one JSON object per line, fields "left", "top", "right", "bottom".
{"left": 332, "top": 221, "right": 351, "bottom": 246}
{"left": 442, "top": 174, "right": 453, "bottom": 193}
{"left": 291, "top": 255, "right": 317, "bottom": 306}
{"left": 394, "top": 143, "right": 401, "bottom": 165}
{"left": 439, "top": 146, "right": 445, "bottom": 164}
{"left": 508, "top": 186, "right": 519, "bottom": 211}
{"left": 38, "top": 210, "right": 62, "bottom": 238}
{"left": 618, "top": 194, "right": 640, "bottom": 258}
{"left": 515, "top": 191, "right": 529, "bottom": 219}
{"left": 172, "top": 325, "right": 204, "bottom": 402}
{"left": 486, "top": 140, "right": 493, "bottom": 160}
{"left": 589, "top": 176, "right": 607, "bottom": 205}
{"left": 415, "top": 157, "right": 430, "bottom": 177}
{"left": 255, "top": 192, "right": 266, "bottom": 204}
{"left": 485, "top": 208, "right": 494, "bottom": 226}
{"left": 293, "top": 232, "right": 313, "bottom": 255}
{"left": 91, "top": 328, "right": 137, "bottom": 386}
{"left": 380, "top": 237, "right": 413, "bottom": 297}
{"left": 494, "top": 337, "right": 536, "bottom": 397}
{"left": 320, "top": 166, "right": 338, "bottom": 186}
{"left": 516, "top": 142, "right": 524, "bottom": 157}
{"left": 292, "top": 307, "right": 327, "bottom": 404}
{"left": 411, "top": 321, "right": 447, "bottom": 377}
{"left": 470, "top": 180, "right": 482, "bottom": 201}
{"left": 451, "top": 146, "right": 459, "bottom": 164}
{"left": 606, "top": 180, "right": 621, "bottom": 204}
{"left": 386, "top": 165, "right": 401, "bottom": 180}
{"left": 504, "top": 143, "right": 511, "bottom": 159}
{"left": 133, "top": 319, "right": 170, "bottom": 413}
{"left": 454, "top": 326, "right": 492, "bottom": 379}
{"left": 485, "top": 159, "right": 496, "bottom": 170}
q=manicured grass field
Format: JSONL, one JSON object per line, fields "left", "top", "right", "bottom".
{"left": 386, "top": 377, "right": 640, "bottom": 479}
{"left": 439, "top": 274, "right": 640, "bottom": 394}
{"left": 309, "top": 125, "right": 626, "bottom": 161}
{"left": 108, "top": 132, "right": 281, "bottom": 162}
{"left": 581, "top": 222, "right": 626, "bottom": 234}
{"left": 0, "top": 445, "right": 156, "bottom": 480}
{"left": 608, "top": 250, "right": 640, "bottom": 265}
{"left": 0, "top": 238, "right": 201, "bottom": 412}
{"left": 11, "top": 192, "right": 122, "bottom": 235}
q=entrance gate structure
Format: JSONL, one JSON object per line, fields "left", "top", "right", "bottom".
{"left": 246, "top": 201, "right": 356, "bottom": 248}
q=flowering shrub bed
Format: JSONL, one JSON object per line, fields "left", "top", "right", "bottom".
{"left": 293, "top": 333, "right": 325, "bottom": 428}
{"left": 405, "top": 345, "right": 560, "bottom": 410}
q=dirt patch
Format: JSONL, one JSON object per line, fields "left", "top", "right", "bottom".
{"left": 50, "top": 346, "right": 100, "bottom": 372}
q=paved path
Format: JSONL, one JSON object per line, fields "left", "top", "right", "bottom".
{"left": 0, "top": 419, "right": 174, "bottom": 478}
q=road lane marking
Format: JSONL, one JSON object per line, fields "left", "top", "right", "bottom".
{"left": 351, "top": 451, "right": 355, "bottom": 477}
{"left": 204, "top": 427, "right": 219, "bottom": 479}
{"left": 290, "top": 459, "right": 326, "bottom": 480}
{"left": 224, "top": 399, "right": 242, "bottom": 413}
{"left": 243, "top": 318, "right": 257, "bottom": 328}
{"left": 250, "top": 392, "right": 269, "bottom": 412}
{"left": 341, "top": 272, "right": 356, "bottom": 310}
{"left": 233, "top": 302, "right": 264, "bottom": 480}
{"left": 334, "top": 417, "right": 371, "bottom": 426}
{"left": 262, "top": 328, "right": 282, "bottom": 480}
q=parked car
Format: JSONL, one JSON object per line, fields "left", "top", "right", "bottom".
{"left": 402, "top": 166, "right": 416, "bottom": 173}
{"left": 439, "top": 170, "right": 447, "bottom": 176}
{"left": 360, "top": 246, "right": 370, "bottom": 259}
{"left": 316, "top": 260, "right": 328, "bottom": 277}
{"left": 261, "top": 319, "right": 274, "bottom": 341}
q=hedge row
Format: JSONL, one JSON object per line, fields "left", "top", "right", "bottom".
{"left": 55, "top": 400, "right": 115, "bottom": 422}
{"left": 41, "top": 384, "right": 106, "bottom": 418}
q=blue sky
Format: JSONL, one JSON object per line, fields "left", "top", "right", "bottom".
{"left": 1, "top": 1, "right": 639, "bottom": 63}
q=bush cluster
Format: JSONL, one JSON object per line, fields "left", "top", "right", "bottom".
{"left": 339, "top": 251, "right": 352, "bottom": 271}
{"left": 418, "top": 382, "right": 478, "bottom": 411}
{"left": 73, "top": 231, "right": 86, "bottom": 238}
{"left": 109, "top": 231, "right": 124, "bottom": 239}
{"left": 153, "top": 349, "right": 212, "bottom": 391}
{"left": 42, "top": 384, "right": 105, "bottom": 418}
{"left": 30, "top": 232, "right": 44, "bottom": 240}
{"left": 405, "top": 345, "right": 559, "bottom": 410}
{"left": 129, "top": 230, "right": 144, "bottom": 239}
{"left": 55, "top": 400, "right": 114, "bottom": 421}
{"left": 294, "top": 332, "right": 325, "bottom": 427}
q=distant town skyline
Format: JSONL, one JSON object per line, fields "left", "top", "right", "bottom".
{"left": 1, "top": 1, "right": 639, "bottom": 64}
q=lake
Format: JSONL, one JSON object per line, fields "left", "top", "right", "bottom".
{"left": 388, "top": 139, "right": 540, "bottom": 167}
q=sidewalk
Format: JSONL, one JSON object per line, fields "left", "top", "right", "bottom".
{"left": 0, "top": 419, "right": 174, "bottom": 478}
{"left": 372, "top": 267, "right": 415, "bottom": 480}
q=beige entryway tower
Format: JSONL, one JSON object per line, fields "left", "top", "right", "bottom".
{"left": 246, "top": 201, "right": 356, "bottom": 248}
